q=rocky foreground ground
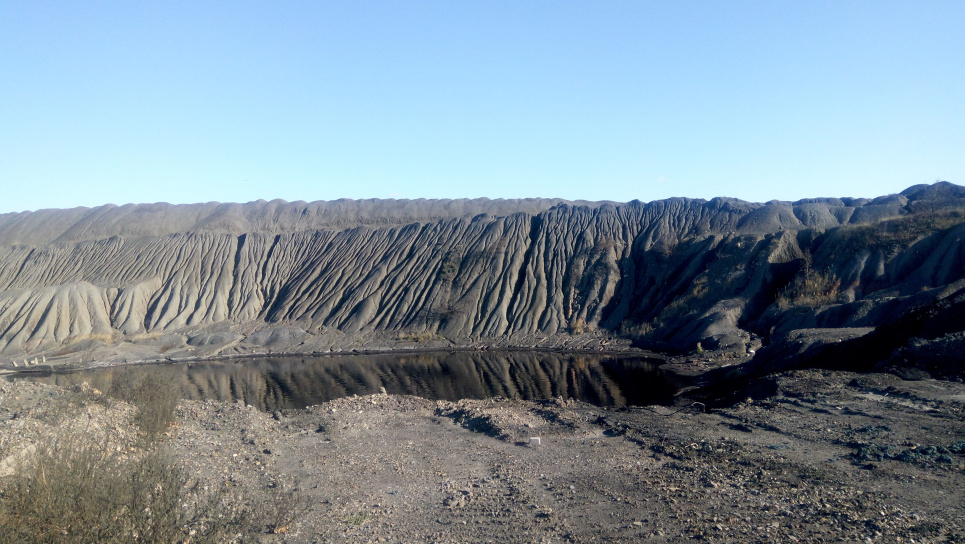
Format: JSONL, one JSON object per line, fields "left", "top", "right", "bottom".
{"left": 2, "top": 368, "right": 965, "bottom": 543}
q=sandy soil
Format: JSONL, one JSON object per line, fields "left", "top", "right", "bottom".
{"left": 3, "top": 368, "right": 965, "bottom": 543}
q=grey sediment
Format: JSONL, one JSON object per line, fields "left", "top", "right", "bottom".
{"left": 1, "top": 182, "right": 965, "bottom": 389}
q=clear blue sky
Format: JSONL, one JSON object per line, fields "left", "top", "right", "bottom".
{"left": 2, "top": 1, "right": 963, "bottom": 213}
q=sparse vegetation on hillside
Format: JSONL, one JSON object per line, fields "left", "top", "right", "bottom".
{"left": 396, "top": 330, "right": 434, "bottom": 343}
{"left": 776, "top": 253, "right": 842, "bottom": 310}
{"left": 619, "top": 320, "right": 654, "bottom": 339}
{"left": 835, "top": 208, "right": 965, "bottom": 255}
{"left": 569, "top": 317, "right": 587, "bottom": 334}
{"left": 776, "top": 270, "right": 842, "bottom": 310}
{"left": 436, "top": 245, "right": 463, "bottom": 282}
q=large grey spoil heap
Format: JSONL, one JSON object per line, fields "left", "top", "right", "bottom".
{"left": 1, "top": 183, "right": 964, "bottom": 374}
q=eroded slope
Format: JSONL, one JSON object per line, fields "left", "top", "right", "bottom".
{"left": 1, "top": 183, "right": 964, "bottom": 367}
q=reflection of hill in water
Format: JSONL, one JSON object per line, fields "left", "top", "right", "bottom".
{"left": 29, "top": 352, "right": 678, "bottom": 411}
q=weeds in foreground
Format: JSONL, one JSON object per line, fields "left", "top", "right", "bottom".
{"left": 0, "top": 392, "right": 306, "bottom": 543}
{"left": 106, "top": 369, "right": 180, "bottom": 444}
{"left": 0, "top": 435, "right": 231, "bottom": 544}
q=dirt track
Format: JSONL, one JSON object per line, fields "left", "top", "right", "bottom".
{"left": 3, "top": 368, "right": 965, "bottom": 543}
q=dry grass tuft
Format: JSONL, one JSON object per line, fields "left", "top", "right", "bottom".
{"left": 397, "top": 331, "right": 434, "bottom": 343}
{"left": 0, "top": 380, "right": 306, "bottom": 543}
{"left": 0, "top": 435, "right": 229, "bottom": 544}
{"left": 776, "top": 269, "right": 842, "bottom": 310}
{"left": 106, "top": 369, "right": 180, "bottom": 445}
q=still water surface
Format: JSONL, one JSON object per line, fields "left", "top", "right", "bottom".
{"left": 17, "top": 351, "right": 678, "bottom": 411}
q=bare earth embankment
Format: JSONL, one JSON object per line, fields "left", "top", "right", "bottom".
{"left": 3, "top": 367, "right": 964, "bottom": 543}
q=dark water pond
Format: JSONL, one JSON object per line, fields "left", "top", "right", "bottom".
{"left": 13, "top": 351, "right": 679, "bottom": 411}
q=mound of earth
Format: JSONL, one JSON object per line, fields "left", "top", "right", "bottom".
{"left": 2, "top": 182, "right": 965, "bottom": 385}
